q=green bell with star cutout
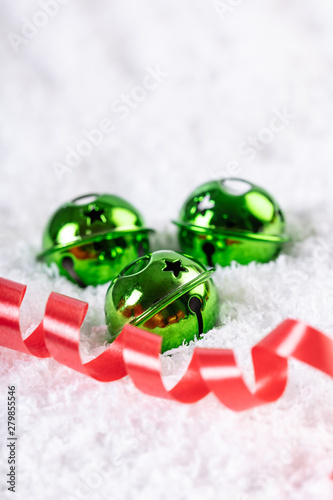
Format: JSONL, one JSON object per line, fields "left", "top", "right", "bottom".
{"left": 38, "top": 194, "right": 153, "bottom": 287}
{"left": 105, "top": 250, "right": 219, "bottom": 352}
{"left": 173, "top": 178, "right": 289, "bottom": 268}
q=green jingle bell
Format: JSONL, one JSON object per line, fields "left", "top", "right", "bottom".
{"left": 38, "top": 193, "right": 153, "bottom": 287}
{"left": 105, "top": 250, "right": 219, "bottom": 353}
{"left": 173, "top": 178, "right": 289, "bottom": 267}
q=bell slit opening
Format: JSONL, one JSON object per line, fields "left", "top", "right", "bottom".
{"left": 62, "top": 257, "right": 87, "bottom": 288}
{"left": 188, "top": 296, "right": 203, "bottom": 336}
{"left": 202, "top": 242, "right": 215, "bottom": 267}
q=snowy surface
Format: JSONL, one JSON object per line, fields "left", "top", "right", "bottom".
{"left": 1, "top": 1, "right": 333, "bottom": 499}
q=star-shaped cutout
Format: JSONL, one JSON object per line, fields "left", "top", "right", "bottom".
{"left": 196, "top": 195, "right": 215, "bottom": 215}
{"left": 162, "top": 259, "right": 188, "bottom": 278}
{"left": 83, "top": 206, "right": 106, "bottom": 225}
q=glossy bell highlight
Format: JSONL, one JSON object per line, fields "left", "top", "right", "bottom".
{"left": 173, "top": 178, "right": 289, "bottom": 268}
{"left": 38, "top": 193, "right": 153, "bottom": 287}
{"left": 105, "top": 250, "right": 219, "bottom": 353}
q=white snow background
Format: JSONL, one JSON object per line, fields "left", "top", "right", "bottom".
{"left": 1, "top": 1, "right": 333, "bottom": 499}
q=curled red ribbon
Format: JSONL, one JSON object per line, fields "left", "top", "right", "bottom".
{"left": 0, "top": 276, "right": 333, "bottom": 411}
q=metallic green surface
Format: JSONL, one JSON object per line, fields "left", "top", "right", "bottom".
{"left": 174, "top": 178, "right": 289, "bottom": 268}
{"left": 38, "top": 193, "right": 153, "bottom": 286}
{"left": 105, "top": 250, "right": 219, "bottom": 353}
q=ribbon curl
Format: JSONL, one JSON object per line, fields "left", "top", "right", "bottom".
{"left": 0, "top": 276, "right": 332, "bottom": 411}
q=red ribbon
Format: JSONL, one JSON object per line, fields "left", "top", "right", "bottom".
{"left": 0, "top": 276, "right": 333, "bottom": 411}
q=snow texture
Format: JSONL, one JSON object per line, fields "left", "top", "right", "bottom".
{"left": 1, "top": 1, "right": 333, "bottom": 499}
